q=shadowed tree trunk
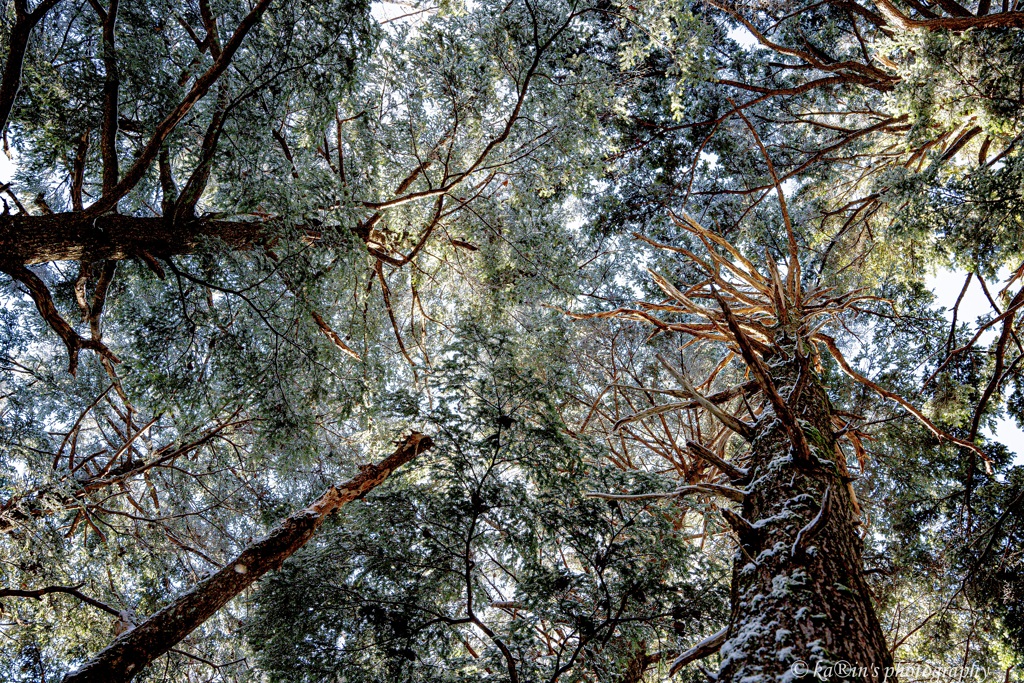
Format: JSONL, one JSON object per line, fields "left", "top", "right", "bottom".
{"left": 62, "top": 432, "right": 433, "bottom": 683}
{"left": 0, "top": 214, "right": 269, "bottom": 265}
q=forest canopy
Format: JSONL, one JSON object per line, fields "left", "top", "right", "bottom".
{"left": 0, "top": 0, "right": 1022, "bottom": 681}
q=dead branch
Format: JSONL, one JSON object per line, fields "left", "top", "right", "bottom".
{"left": 0, "top": 583, "right": 120, "bottom": 617}
{"left": 311, "top": 311, "right": 361, "bottom": 360}
{"left": 669, "top": 626, "right": 729, "bottom": 675}
{"left": 586, "top": 482, "right": 745, "bottom": 502}
{"left": 655, "top": 354, "right": 754, "bottom": 439}
{"left": 686, "top": 439, "right": 749, "bottom": 481}
{"left": 817, "top": 333, "right": 991, "bottom": 470}
{"left": 791, "top": 485, "right": 832, "bottom": 558}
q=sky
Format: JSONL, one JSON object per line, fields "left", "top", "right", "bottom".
{"left": 0, "top": 150, "right": 12, "bottom": 180}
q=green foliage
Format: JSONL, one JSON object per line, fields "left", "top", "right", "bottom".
{"left": 247, "top": 328, "right": 729, "bottom": 681}
{"left": 3, "top": 0, "right": 1024, "bottom": 679}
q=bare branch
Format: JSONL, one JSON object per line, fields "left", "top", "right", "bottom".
{"left": 669, "top": 626, "right": 729, "bottom": 675}
{"left": 687, "top": 439, "right": 749, "bottom": 481}
{"left": 0, "top": 583, "right": 120, "bottom": 617}
{"left": 655, "top": 354, "right": 754, "bottom": 439}
{"left": 817, "top": 333, "right": 991, "bottom": 469}
{"left": 311, "top": 311, "right": 360, "bottom": 360}
{"left": 874, "top": 0, "right": 1024, "bottom": 28}
{"left": 587, "top": 482, "right": 745, "bottom": 502}
{"left": 710, "top": 288, "right": 814, "bottom": 464}
{"left": 791, "top": 485, "right": 832, "bottom": 558}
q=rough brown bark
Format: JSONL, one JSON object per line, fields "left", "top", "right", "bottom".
{"left": 716, "top": 350, "right": 893, "bottom": 683}
{"left": 61, "top": 432, "right": 433, "bottom": 683}
{"left": 0, "top": 214, "right": 267, "bottom": 264}
{"left": 97, "top": 0, "right": 121, "bottom": 196}
{"left": 874, "top": 0, "right": 1024, "bottom": 28}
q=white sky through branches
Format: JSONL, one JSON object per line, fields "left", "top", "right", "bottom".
{"left": 929, "top": 269, "right": 1024, "bottom": 467}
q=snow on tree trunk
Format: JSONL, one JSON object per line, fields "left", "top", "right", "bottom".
{"left": 718, "top": 351, "right": 893, "bottom": 683}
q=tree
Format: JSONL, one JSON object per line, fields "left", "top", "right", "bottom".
{"left": 2, "top": 0, "right": 1023, "bottom": 680}
{"left": 64, "top": 432, "right": 432, "bottom": 683}
{"left": 578, "top": 0, "right": 1024, "bottom": 678}
{"left": 574, "top": 204, "right": 989, "bottom": 680}
{"left": 1, "top": 0, "right": 618, "bottom": 678}
{"left": 246, "top": 327, "right": 729, "bottom": 682}
{"left": 0, "top": 0, "right": 593, "bottom": 373}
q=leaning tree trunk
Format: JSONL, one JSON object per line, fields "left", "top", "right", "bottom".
{"left": 62, "top": 433, "right": 432, "bottom": 683}
{"left": 717, "top": 352, "right": 893, "bottom": 683}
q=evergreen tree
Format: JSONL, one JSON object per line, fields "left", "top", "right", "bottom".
{"left": 1, "top": 0, "right": 1022, "bottom": 681}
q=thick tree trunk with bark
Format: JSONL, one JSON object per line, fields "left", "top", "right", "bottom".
{"left": 62, "top": 433, "right": 432, "bottom": 683}
{"left": 0, "top": 214, "right": 266, "bottom": 265}
{"left": 717, "top": 353, "right": 892, "bottom": 683}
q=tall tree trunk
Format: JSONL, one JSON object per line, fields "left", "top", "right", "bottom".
{"left": 0, "top": 214, "right": 267, "bottom": 265}
{"left": 717, "top": 353, "right": 893, "bottom": 683}
{"left": 62, "top": 433, "right": 432, "bottom": 683}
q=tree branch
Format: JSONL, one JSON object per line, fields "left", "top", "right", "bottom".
{"left": 818, "top": 333, "right": 991, "bottom": 469}
{"left": 586, "top": 482, "right": 745, "bottom": 503}
{"left": 669, "top": 626, "right": 728, "bottom": 675}
{"left": 0, "top": 213, "right": 267, "bottom": 264}
{"left": 711, "top": 288, "right": 815, "bottom": 464}
{"left": 687, "top": 439, "right": 749, "bottom": 481}
{"left": 875, "top": 0, "right": 1024, "bottom": 28}
{"left": 655, "top": 354, "right": 754, "bottom": 439}
{"left": 96, "top": 0, "right": 121, "bottom": 196}
{"left": 0, "top": 262, "right": 119, "bottom": 374}
{"left": 0, "top": 583, "right": 121, "bottom": 617}
{"left": 82, "top": 0, "right": 274, "bottom": 216}
{"left": 0, "top": 0, "right": 64, "bottom": 133}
